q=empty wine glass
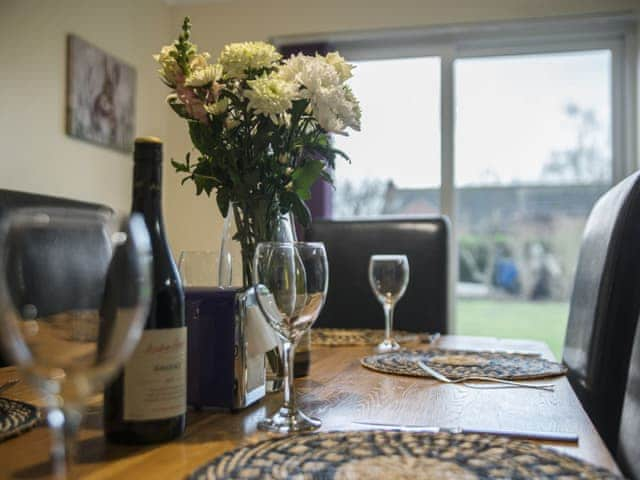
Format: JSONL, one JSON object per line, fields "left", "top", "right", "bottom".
{"left": 368, "top": 255, "right": 410, "bottom": 352}
{"left": 0, "top": 208, "right": 152, "bottom": 478}
{"left": 253, "top": 242, "right": 328, "bottom": 433}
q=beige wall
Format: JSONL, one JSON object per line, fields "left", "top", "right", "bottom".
{"left": 0, "top": 0, "right": 171, "bottom": 213}
{"left": 164, "top": 0, "right": 640, "bottom": 256}
{"left": 1, "top": 1, "right": 638, "bottom": 257}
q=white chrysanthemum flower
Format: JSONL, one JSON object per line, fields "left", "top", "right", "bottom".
{"left": 189, "top": 52, "right": 211, "bottom": 72}
{"left": 204, "top": 97, "right": 230, "bottom": 116}
{"left": 307, "top": 84, "right": 361, "bottom": 133}
{"left": 244, "top": 74, "right": 297, "bottom": 121}
{"left": 278, "top": 53, "right": 339, "bottom": 91}
{"left": 218, "top": 42, "right": 282, "bottom": 79}
{"left": 185, "top": 64, "right": 223, "bottom": 87}
{"left": 323, "top": 52, "right": 354, "bottom": 83}
{"left": 279, "top": 54, "right": 361, "bottom": 133}
{"left": 153, "top": 45, "right": 182, "bottom": 87}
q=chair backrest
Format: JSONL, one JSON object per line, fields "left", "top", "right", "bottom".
{"left": 305, "top": 217, "right": 449, "bottom": 333}
{"left": 618, "top": 316, "right": 640, "bottom": 480}
{"left": 0, "top": 189, "right": 112, "bottom": 366}
{"left": 563, "top": 171, "right": 640, "bottom": 453}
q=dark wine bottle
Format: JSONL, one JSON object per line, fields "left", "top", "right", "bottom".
{"left": 104, "top": 136, "right": 186, "bottom": 444}
{"left": 294, "top": 331, "right": 311, "bottom": 377}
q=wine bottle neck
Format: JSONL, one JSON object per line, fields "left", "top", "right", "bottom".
{"left": 131, "top": 160, "right": 165, "bottom": 236}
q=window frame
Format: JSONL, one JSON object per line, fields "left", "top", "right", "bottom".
{"left": 273, "top": 13, "right": 638, "bottom": 328}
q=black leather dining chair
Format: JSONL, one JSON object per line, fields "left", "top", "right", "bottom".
{"left": 305, "top": 217, "right": 449, "bottom": 333}
{"left": 0, "top": 189, "right": 112, "bottom": 367}
{"left": 617, "top": 316, "right": 640, "bottom": 480}
{"left": 562, "top": 171, "right": 640, "bottom": 454}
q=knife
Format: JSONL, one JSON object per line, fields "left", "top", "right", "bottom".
{"left": 351, "top": 421, "right": 578, "bottom": 443}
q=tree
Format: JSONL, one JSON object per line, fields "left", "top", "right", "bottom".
{"left": 541, "top": 103, "right": 610, "bottom": 184}
{"left": 333, "top": 178, "right": 387, "bottom": 217}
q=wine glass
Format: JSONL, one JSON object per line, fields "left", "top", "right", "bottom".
{"left": 368, "top": 255, "right": 410, "bottom": 352}
{"left": 0, "top": 208, "right": 152, "bottom": 478}
{"left": 253, "top": 242, "right": 328, "bottom": 433}
{"left": 178, "top": 250, "right": 218, "bottom": 287}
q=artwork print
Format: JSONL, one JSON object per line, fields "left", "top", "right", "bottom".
{"left": 66, "top": 35, "right": 136, "bottom": 152}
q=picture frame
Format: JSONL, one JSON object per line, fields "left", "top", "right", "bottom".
{"left": 66, "top": 34, "right": 136, "bottom": 152}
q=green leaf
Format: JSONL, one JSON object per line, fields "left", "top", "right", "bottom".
{"left": 188, "top": 121, "right": 217, "bottom": 156}
{"left": 291, "top": 159, "right": 323, "bottom": 200}
{"left": 171, "top": 159, "right": 190, "bottom": 173}
{"left": 216, "top": 188, "right": 230, "bottom": 217}
{"left": 290, "top": 193, "right": 311, "bottom": 228}
{"left": 167, "top": 97, "right": 192, "bottom": 120}
{"left": 319, "top": 169, "right": 334, "bottom": 185}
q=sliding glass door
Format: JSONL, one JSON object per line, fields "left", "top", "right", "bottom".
{"left": 454, "top": 51, "right": 612, "bottom": 357}
{"left": 332, "top": 57, "right": 441, "bottom": 217}
{"left": 298, "top": 14, "right": 635, "bottom": 356}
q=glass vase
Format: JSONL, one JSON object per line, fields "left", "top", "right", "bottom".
{"left": 218, "top": 202, "right": 297, "bottom": 392}
{"left": 218, "top": 202, "right": 297, "bottom": 288}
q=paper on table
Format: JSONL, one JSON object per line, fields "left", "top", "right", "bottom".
{"left": 245, "top": 302, "right": 278, "bottom": 357}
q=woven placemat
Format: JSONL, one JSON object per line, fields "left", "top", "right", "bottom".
{"left": 311, "top": 328, "right": 430, "bottom": 347}
{"left": 189, "top": 430, "right": 620, "bottom": 479}
{"left": 361, "top": 348, "right": 567, "bottom": 380}
{"left": 0, "top": 397, "right": 40, "bottom": 442}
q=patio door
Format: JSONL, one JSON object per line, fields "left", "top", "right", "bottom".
{"left": 453, "top": 50, "right": 613, "bottom": 358}
{"left": 279, "top": 14, "right": 637, "bottom": 357}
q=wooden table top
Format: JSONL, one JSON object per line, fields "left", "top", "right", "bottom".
{"left": 0, "top": 335, "right": 620, "bottom": 479}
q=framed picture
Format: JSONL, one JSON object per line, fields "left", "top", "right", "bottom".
{"left": 66, "top": 34, "right": 136, "bottom": 152}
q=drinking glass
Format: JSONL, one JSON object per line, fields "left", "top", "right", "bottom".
{"left": 0, "top": 208, "right": 152, "bottom": 478}
{"left": 253, "top": 242, "right": 328, "bottom": 433}
{"left": 368, "top": 255, "right": 410, "bottom": 352}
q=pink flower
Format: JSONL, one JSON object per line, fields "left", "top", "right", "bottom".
{"left": 176, "top": 85, "right": 209, "bottom": 123}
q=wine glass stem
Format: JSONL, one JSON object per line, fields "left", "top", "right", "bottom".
{"left": 384, "top": 303, "right": 395, "bottom": 342}
{"left": 46, "top": 402, "right": 83, "bottom": 479}
{"left": 281, "top": 340, "right": 296, "bottom": 413}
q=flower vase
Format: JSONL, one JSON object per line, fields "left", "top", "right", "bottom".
{"left": 218, "top": 202, "right": 297, "bottom": 392}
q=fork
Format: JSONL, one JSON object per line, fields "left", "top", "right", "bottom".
{"left": 417, "top": 361, "right": 555, "bottom": 391}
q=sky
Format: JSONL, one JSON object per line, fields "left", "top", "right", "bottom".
{"left": 333, "top": 50, "right": 611, "bottom": 189}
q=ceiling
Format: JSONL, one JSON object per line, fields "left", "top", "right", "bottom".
{"left": 163, "top": 0, "right": 233, "bottom": 5}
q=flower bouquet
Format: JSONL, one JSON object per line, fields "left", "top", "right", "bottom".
{"left": 155, "top": 18, "right": 360, "bottom": 285}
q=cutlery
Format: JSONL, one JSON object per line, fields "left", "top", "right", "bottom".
{"left": 417, "top": 360, "right": 555, "bottom": 391}
{"left": 0, "top": 379, "right": 20, "bottom": 395}
{"left": 351, "top": 421, "right": 578, "bottom": 443}
{"left": 426, "top": 332, "right": 441, "bottom": 344}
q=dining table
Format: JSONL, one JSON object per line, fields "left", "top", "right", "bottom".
{"left": 0, "top": 334, "right": 621, "bottom": 479}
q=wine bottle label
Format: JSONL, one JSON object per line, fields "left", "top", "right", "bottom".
{"left": 124, "top": 327, "right": 187, "bottom": 421}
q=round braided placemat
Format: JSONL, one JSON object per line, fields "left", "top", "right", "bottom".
{"left": 188, "top": 430, "right": 620, "bottom": 479}
{"left": 361, "top": 348, "right": 567, "bottom": 380}
{"left": 311, "top": 328, "right": 428, "bottom": 347}
{"left": 0, "top": 397, "right": 40, "bottom": 442}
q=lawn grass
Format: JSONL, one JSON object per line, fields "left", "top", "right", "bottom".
{"left": 456, "top": 299, "right": 569, "bottom": 360}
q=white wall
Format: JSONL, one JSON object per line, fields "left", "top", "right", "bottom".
{"left": 163, "top": 0, "right": 640, "bottom": 256}
{"left": 0, "top": 0, "right": 172, "bottom": 213}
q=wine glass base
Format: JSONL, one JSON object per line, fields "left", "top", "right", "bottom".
{"left": 375, "top": 338, "right": 401, "bottom": 353}
{"left": 258, "top": 408, "right": 321, "bottom": 433}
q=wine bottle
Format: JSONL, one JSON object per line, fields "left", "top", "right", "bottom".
{"left": 104, "top": 136, "right": 186, "bottom": 444}
{"left": 294, "top": 331, "right": 311, "bottom": 377}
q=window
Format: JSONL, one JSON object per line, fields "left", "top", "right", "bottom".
{"left": 454, "top": 51, "right": 612, "bottom": 357}
{"left": 275, "top": 14, "right": 637, "bottom": 358}
{"left": 333, "top": 57, "right": 441, "bottom": 218}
